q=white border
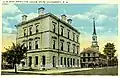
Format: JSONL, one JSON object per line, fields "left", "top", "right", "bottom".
{"left": 0, "top": 0, "right": 119, "bottom": 78}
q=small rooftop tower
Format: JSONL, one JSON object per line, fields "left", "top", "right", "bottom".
{"left": 38, "top": 7, "right": 45, "bottom": 15}
{"left": 22, "top": 15, "right": 27, "bottom": 22}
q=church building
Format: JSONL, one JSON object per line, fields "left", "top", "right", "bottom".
{"left": 80, "top": 18, "right": 107, "bottom": 68}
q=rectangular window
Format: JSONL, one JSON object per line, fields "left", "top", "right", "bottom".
{"left": 88, "top": 53, "right": 90, "bottom": 56}
{"left": 29, "top": 42, "right": 32, "bottom": 50}
{"left": 83, "top": 53, "right": 85, "bottom": 56}
{"left": 61, "top": 42, "right": 63, "bottom": 51}
{"left": 88, "top": 58, "right": 90, "bottom": 62}
{"left": 29, "top": 27, "right": 32, "bottom": 35}
{"left": 83, "top": 58, "right": 86, "bottom": 62}
{"left": 77, "top": 46, "right": 79, "bottom": 54}
{"left": 35, "top": 56, "right": 38, "bottom": 65}
{"left": 67, "top": 58, "right": 69, "bottom": 67}
{"left": 42, "top": 56, "right": 45, "bottom": 66}
{"left": 53, "top": 56, "right": 56, "bottom": 67}
{"left": 29, "top": 56, "right": 32, "bottom": 67}
{"left": 93, "top": 53, "right": 95, "bottom": 56}
{"left": 73, "top": 59, "right": 75, "bottom": 65}
{"left": 73, "top": 44, "right": 75, "bottom": 53}
{"left": 35, "top": 41, "right": 38, "bottom": 49}
{"left": 61, "top": 27, "right": 64, "bottom": 36}
{"left": 53, "top": 24, "right": 56, "bottom": 33}
{"left": 64, "top": 57, "right": 66, "bottom": 66}
{"left": 53, "top": 40, "right": 55, "bottom": 49}
{"left": 68, "top": 44, "right": 70, "bottom": 52}
{"left": 67, "top": 29, "right": 70, "bottom": 39}
{"left": 73, "top": 33, "right": 75, "bottom": 41}
{"left": 93, "top": 58, "right": 96, "bottom": 61}
{"left": 70, "top": 58, "right": 72, "bottom": 66}
{"left": 36, "top": 25, "right": 39, "bottom": 33}
{"left": 61, "top": 57, "right": 63, "bottom": 65}
{"left": 77, "top": 36, "right": 79, "bottom": 42}
{"left": 24, "top": 29, "right": 26, "bottom": 36}
{"left": 77, "top": 59, "right": 79, "bottom": 66}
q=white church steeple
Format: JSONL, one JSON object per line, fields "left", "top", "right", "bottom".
{"left": 91, "top": 18, "right": 99, "bottom": 51}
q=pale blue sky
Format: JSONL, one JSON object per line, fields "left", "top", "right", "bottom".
{"left": 2, "top": 4, "right": 118, "bottom": 36}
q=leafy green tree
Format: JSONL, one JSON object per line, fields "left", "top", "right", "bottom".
{"left": 2, "top": 52, "right": 8, "bottom": 63}
{"left": 4, "top": 42, "right": 27, "bottom": 73}
{"left": 103, "top": 43, "right": 116, "bottom": 66}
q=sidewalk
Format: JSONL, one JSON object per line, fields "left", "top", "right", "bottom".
{"left": 1, "top": 68, "right": 102, "bottom": 74}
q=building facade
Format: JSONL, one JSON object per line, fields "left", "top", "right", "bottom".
{"left": 80, "top": 48, "right": 100, "bottom": 68}
{"left": 16, "top": 7, "right": 81, "bottom": 70}
{"left": 80, "top": 48, "right": 107, "bottom": 68}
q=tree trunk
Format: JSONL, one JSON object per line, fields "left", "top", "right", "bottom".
{"left": 15, "top": 64, "right": 17, "bottom": 73}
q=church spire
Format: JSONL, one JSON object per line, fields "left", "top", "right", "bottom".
{"left": 93, "top": 18, "right": 96, "bottom": 35}
{"left": 91, "top": 18, "right": 99, "bottom": 51}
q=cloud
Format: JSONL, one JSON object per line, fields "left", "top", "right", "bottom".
{"left": 3, "top": 26, "right": 17, "bottom": 34}
{"left": 72, "top": 14, "right": 90, "bottom": 20}
{"left": 96, "top": 14, "right": 108, "bottom": 24}
{"left": 91, "top": 4, "right": 117, "bottom": 16}
{"left": 2, "top": 4, "right": 39, "bottom": 34}
{"left": 27, "top": 12, "right": 38, "bottom": 20}
{"left": 2, "top": 4, "right": 22, "bottom": 15}
{"left": 96, "top": 26, "right": 104, "bottom": 31}
{"left": 2, "top": 4, "right": 23, "bottom": 34}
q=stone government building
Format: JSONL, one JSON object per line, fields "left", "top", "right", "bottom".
{"left": 16, "top": 7, "right": 81, "bottom": 70}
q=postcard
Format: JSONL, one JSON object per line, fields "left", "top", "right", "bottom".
{"left": 0, "top": 0, "right": 118, "bottom": 77}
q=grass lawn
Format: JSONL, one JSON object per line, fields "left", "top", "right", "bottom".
{"left": 49, "top": 67, "right": 118, "bottom": 75}
{"left": 1, "top": 67, "right": 118, "bottom": 75}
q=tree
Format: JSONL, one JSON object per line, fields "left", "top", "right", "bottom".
{"left": 4, "top": 42, "right": 27, "bottom": 73}
{"left": 103, "top": 43, "right": 116, "bottom": 66}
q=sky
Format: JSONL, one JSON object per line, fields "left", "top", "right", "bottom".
{"left": 2, "top": 4, "right": 118, "bottom": 55}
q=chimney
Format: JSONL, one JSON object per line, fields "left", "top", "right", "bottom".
{"left": 38, "top": 7, "right": 45, "bottom": 15}
{"left": 67, "top": 19, "right": 72, "bottom": 24}
{"left": 22, "top": 15, "right": 27, "bottom": 22}
{"left": 61, "top": 14, "right": 67, "bottom": 22}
